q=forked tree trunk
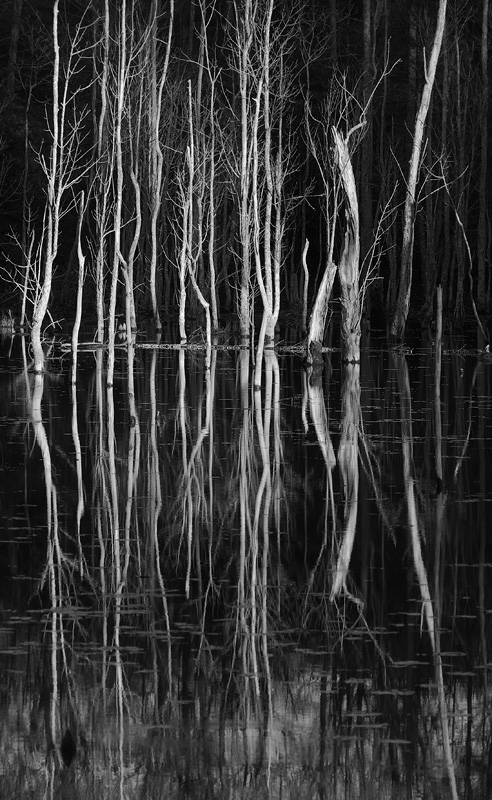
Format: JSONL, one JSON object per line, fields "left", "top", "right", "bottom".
{"left": 333, "top": 128, "right": 360, "bottom": 363}
{"left": 307, "top": 128, "right": 360, "bottom": 364}
{"left": 330, "top": 363, "right": 360, "bottom": 601}
{"left": 32, "top": 0, "right": 60, "bottom": 372}
{"left": 390, "top": 0, "right": 447, "bottom": 341}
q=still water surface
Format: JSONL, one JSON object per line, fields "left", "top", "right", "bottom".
{"left": 0, "top": 331, "right": 492, "bottom": 799}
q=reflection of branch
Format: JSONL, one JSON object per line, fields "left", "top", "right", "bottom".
{"left": 395, "top": 353, "right": 435, "bottom": 639}
{"left": 330, "top": 365, "right": 361, "bottom": 604}
{"left": 148, "top": 343, "right": 172, "bottom": 697}
{"left": 332, "top": 129, "right": 360, "bottom": 364}
{"left": 92, "top": 350, "right": 109, "bottom": 704}
{"left": 123, "top": 337, "right": 140, "bottom": 586}
{"left": 71, "top": 370, "right": 85, "bottom": 573}
{"left": 453, "top": 362, "right": 479, "bottom": 484}
{"left": 306, "top": 372, "right": 336, "bottom": 471}
{"left": 71, "top": 192, "right": 86, "bottom": 572}
{"left": 304, "top": 369, "right": 336, "bottom": 590}
{"left": 31, "top": 372, "right": 62, "bottom": 763}
{"left": 395, "top": 353, "right": 458, "bottom": 800}
{"left": 106, "top": 377, "right": 125, "bottom": 733}
{"left": 358, "top": 427, "right": 395, "bottom": 543}
{"left": 197, "top": 350, "right": 218, "bottom": 663}
{"left": 177, "top": 350, "right": 212, "bottom": 600}
{"left": 236, "top": 350, "right": 259, "bottom": 707}
{"left": 253, "top": 350, "right": 277, "bottom": 725}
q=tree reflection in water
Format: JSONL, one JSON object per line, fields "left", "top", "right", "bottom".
{"left": 0, "top": 337, "right": 491, "bottom": 798}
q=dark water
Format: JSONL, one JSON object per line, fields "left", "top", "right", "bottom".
{"left": 1, "top": 331, "right": 492, "bottom": 799}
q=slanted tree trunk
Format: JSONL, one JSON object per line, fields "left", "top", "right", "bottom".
{"left": 333, "top": 128, "right": 361, "bottom": 363}
{"left": 331, "top": 363, "right": 361, "bottom": 602}
{"left": 306, "top": 128, "right": 360, "bottom": 365}
{"left": 390, "top": 0, "right": 448, "bottom": 341}
{"left": 306, "top": 261, "right": 337, "bottom": 365}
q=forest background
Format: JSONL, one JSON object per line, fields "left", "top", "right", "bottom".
{"left": 0, "top": 0, "right": 489, "bottom": 358}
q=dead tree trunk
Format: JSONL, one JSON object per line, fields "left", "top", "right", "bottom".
{"left": 333, "top": 128, "right": 361, "bottom": 363}
{"left": 389, "top": 0, "right": 448, "bottom": 341}
{"left": 306, "top": 262, "right": 337, "bottom": 366}
{"left": 306, "top": 127, "right": 360, "bottom": 365}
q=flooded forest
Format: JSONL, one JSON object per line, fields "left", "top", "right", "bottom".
{"left": 0, "top": 1, "right": 492, "bottom": 798}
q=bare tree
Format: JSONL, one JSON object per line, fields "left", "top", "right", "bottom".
{"left": 390, "top": 0, "right": 448, "bottom": 341}
{"left": 148, "top": 0, "right": 174, "bottom": 332}
{"left": 30, "top": 1, "right": 92, "bottom": 372}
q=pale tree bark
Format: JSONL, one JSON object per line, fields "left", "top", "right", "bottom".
{"left": 390, "top": 0, "right": 448, "bottom": 341}
{"left": 259, "top": 0, "right": 275, "bottom": 345}
{"left": 198, "top": 0, "right": 219, "bottom": 330}
{"left": 186, "top": 82, "right": 212, "bottom": 349}
{"left": 208, "top": 78, "right": 218, "bottom": 331}
{"left": 238, "top": 0, "right": 254, "bottom": 339}
{"left": 31, "top": 0, "right": 94, "bottom": 370}
{"left": 148, "top": 0, "right": 174, "bottom": 332}
{"left": 306, "top": 258, "right": 337, "bottom": 364}
{"left": 307, "top": 127, "right": 360, "bottom": 364}
{"left": 31, "top": 0, "right": 61, "bottom": 372}
{"left": 333, "top": 128, "right": 361, "bottom": 363}
{"left": 71, "top": 191, "right": 85, "bottom": 372}
{"left": 93, "top": 0, "right": 110, "bottom": 344}
{"left": 253, "top": 0, "right": 285, "bottom": 382}
{"left": 253, "top": 3, "right": 295, "bottom": 384}
{"left": 304, "top": 101, "right": 338, "bottom": 364}
{"left": 107, "top": 0, "right": 127, "bottom": 390}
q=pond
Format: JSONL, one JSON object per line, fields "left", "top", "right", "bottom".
{"left": 0, "top": 328, "right": 491, "bottom": 800}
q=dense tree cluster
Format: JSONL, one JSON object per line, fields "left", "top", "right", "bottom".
{"left": 0, "top": 0, "right": 489, "bottom": 350}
